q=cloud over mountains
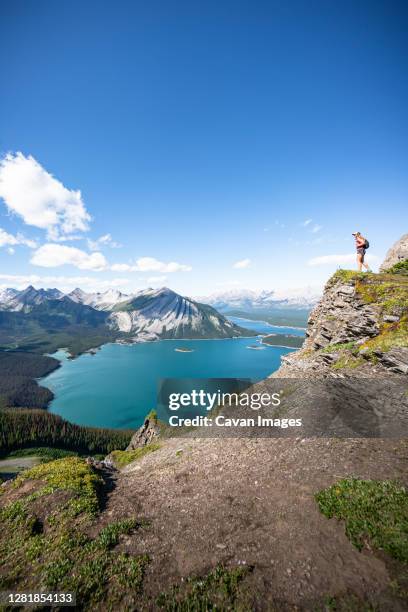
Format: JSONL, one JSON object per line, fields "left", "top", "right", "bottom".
{"left": 0, "top": 153, "right": 90, "bottom": 241}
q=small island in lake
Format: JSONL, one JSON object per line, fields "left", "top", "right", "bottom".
{"left": 246, "top": 344, "right": 265, "bottom": 350}
{"left": 174, "top": 347, "right": 195, "bottom": 352}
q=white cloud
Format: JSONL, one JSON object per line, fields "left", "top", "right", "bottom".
{"left": 30, "top": 244, "right": 108, "bottom": 271}
{"left": 0, "top": 152, "right": 91, "bottom": 240}
{"left": 134, "top": 257, "right": 192, "bottom": 273}
{"left": 146, "top": 275, "right": 167, "bottom": 284}
{"left": 0, "top": 274, "right": 131, "bottom": 293}
{"left": 111, "top": 257, "right": 192, "bottom": 273}
{"left": 0, "top": 227, "right": 37, "bottom": 249}
{"left": 302, "top": 219, "right": 312, "bottom": 226}
{"left": 28, "top": 245, "right": 191, "bottom": 275}
{"left": 87, "top": 233, "right": 122, "bottom": 251}
{"left": 216, "top": 280, "right": 242, "bottom": 287}
{"left": 311, "top": 224, "right": 323, "bottom": 233}
{"left": 233, "top": 258, "right": 251, "bottom": 269}
{"left": 110, "top": 263, "right": 132, "bottom": 272}
{"left": 7, "top": 247, "right": 15, "bottom": 255}
{"left": 308, "top": 253, "right": 379, "bottom": 266}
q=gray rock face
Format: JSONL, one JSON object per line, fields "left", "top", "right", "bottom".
{"left": 274, "top": 270, "right": 407, "bottom": 380}
{"left": 380, "top": 233, "right": 408, "bottom": 271}
{"left": 375, "top": 347, "right": 408, "bottom": 375}
{"left": 304, "top": 279, "right": 379, "bottom": 352}
{"left": 126, "top": 416, "right": 161, "bottom": 450}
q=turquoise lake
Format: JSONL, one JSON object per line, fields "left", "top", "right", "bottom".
{"left": 41, "top": 319, "right": 302, "bottom": 429}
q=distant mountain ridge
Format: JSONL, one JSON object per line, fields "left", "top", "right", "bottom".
{"left": 67, "top": 287, "right": 130, "bottom": 311}
{"left": 0, "top": 286, "right": 64, "bottom": 312}
{"left": 0, "top": 285, "right": 252, "bottom": 348}
{"left": 196, "top": 287, "right": 322, "bottom": 312}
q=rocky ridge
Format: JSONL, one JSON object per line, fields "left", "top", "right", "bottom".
{"left": 276, "top": 269, "right": 408, "bottom": 378}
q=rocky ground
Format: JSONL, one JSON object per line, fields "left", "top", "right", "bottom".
{"left": 95, "top": 435, "right": 408, "bottom": 610}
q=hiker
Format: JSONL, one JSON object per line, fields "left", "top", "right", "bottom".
{"left": 352, "top": 231, "right": 370, "bottom": 271}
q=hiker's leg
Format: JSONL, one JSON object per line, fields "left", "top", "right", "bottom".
{"left": 361, "top": 254, "right": 369, "bottom": 270}
{"left": 357, "top": 253, "right": 363, "bottom": 271}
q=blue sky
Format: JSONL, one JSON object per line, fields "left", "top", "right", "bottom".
{"left": 0, "top": 0, "right": 407, "bottom": 296}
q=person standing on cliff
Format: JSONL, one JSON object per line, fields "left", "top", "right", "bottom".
{"left": 352, "top": 231, "right": 371, "bottom": 271}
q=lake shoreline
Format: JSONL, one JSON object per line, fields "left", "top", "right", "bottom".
{"left": 37, "top": 316, "right": 305, "bottom": 418}
{"left": 39, "top": 337, "right": 297, "bottom": 430}
{"left": 228, "top": 316, "right": 307, "bottom": 331}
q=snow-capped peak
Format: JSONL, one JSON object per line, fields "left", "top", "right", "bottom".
{"left": 195, "top": 286, "right": 322, "bottom": 311}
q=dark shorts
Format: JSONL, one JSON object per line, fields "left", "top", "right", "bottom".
{"left": 357, "top": 247, "right": 366, "bottom": 256}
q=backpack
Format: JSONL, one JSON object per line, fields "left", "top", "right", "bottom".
{"left": 364, "top": 239, "right": 370, "bottom": 249}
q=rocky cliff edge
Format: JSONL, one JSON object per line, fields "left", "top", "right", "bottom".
{"left": 276, "top": 268, "right": 408, "bottom": 378}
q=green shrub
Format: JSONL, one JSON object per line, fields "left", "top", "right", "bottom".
{"left": 388, "top": 260, "right": 408, "bottom": 275}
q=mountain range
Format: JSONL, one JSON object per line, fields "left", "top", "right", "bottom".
{"left": 0, "top": 285, "right": 252, "bottom": 352}
{"left": 196, "top": 287, "right": 321, "bottom": 312}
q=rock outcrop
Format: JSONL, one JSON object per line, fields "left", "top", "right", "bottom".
{"left": 126, "top": 413, "right": 161, "bottom": 450}
{"left": 380, "top": 233, "right": 408, "bottom": 271}
{"left": 275, "top": 269, "right": 408, "bottom": 378}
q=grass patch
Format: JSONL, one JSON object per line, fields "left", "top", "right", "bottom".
{"left": 41, "top": 531, "right": 149, "bottom": 605}
{"left": 0, "top": 458, "right": 150, "bottom": 607}
{"left": 156, "top": 564, "right": 252, "bottom": 610}
{"left": 355, "top": 279, "right": 408, "bottom": 314}
{"left": 360, "top": 318, "right": 408, "bottom": 354}
{"left": 331, "top": 354, "right": 365, "bottom": 370}
{"left": 322, "top": 342, "right": 356, "bottom": 354}
{"left": 319, "top": 341, "right": 365, "bottom": 370}
{"left": 97, "top": 518, "right": 145, "bottom": 549}
{"left": 315, "top": 478, "right": 408, "bottom": 563}
{"left": 110, "top": 443, "right": 161, "bottom": 468}
{"left": 331, "top": 270, "right": 368, "bottom": 284}
{"left": 13, "top": 457, "right": 102, "bottom": 515}
{"left": 322, "top": 593, "right": 377, "bottom": 611}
